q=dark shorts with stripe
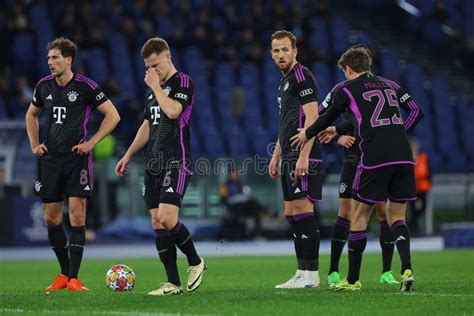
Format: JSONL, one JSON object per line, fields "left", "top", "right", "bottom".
{"left": 35, "top": 153, "right": 93, "bottom": 202}
{"left": 143, "top": 167, "right": 192, "bottom": 209}
{"left": 281, "top": 158, "right": 322, "bottom": 203}
{"left": 339, "top": 155, "right": 359, "bottom": 199}
{"left": 352, "top": 163, "right": 416, "bottom": 205}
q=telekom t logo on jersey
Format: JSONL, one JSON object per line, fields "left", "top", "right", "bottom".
{"left": 53, "top": 106, "right": 66, "bottom": 124}
{"left": 150, "top": 106, "right": 161, "bottom": 125}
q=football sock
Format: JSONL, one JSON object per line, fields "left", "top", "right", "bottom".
{"left": 47, "top": 223, "right": 69, "bottom": 276}
{"left": 392, "top": 220, "right": 412, "bottom": 273}
{"left": 286, "top": 215, "right": 306, "bottom": 271}
{"left": 379, "top": 220, "right": 395, "bottom": 273}
{"left": 170, "top": 222, "right": 201, "bottom": 266}
{"left": 154, "top": 229, "right": 180, "bottom": 286}
{"left": 347, "top": 230, "right": 367, "bottom": 284}
{"left": 294, "top": 212, "right": 320, "bottom": 271}
{"left": 329, "top": 216, "right": 350, "bottom": 274}
{"left": 68, "top": 225, "right": 85, "bottom": 279}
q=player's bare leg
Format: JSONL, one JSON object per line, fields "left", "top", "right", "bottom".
{"left": 388, "top": 201, "right": 415, "bottom": 292}
{"left": 44, "top": 201, "right": 69, "bottom": 291}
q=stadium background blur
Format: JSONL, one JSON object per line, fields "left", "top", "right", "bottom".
{"left": 1, "top": 0, "right": 473, "bottom": 245}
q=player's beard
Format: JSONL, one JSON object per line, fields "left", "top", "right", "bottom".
{"left": 279, "top": 60, "right": 292, "bottom": 74}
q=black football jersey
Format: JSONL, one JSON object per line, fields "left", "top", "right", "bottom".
{"left": 319, "top": 76, "right": 423, "bottom": 159}
{"left": 144, "top": 72, "right": 194, "bottom": 170}
{"left": 306, "top": 73, "right": 421, "bottom": 168}
{"left": 32, "top": 74, "right": 108, "bottom": 156}
{"left": 277, "top": 63, "right": 320, "bottom": 159}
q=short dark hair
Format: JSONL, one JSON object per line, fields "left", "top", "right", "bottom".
{"left": 350, "top": 44, "right": 372, "bottom": 60}
{"left": 271, "top": 30, "right": 297, "bottom": 49}
{"left": 47, "top": 37, "right": 77, "bottom": 63}
{"left": 141, "top": 37, "right": 170, "bottom": 58}
{"left": 337, "top": 48, "right": 371, "bottom": 73}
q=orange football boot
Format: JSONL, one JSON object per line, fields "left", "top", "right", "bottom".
{"left": 67, "top": 278, "right": 89, "bottom": 291}
{"left": 46, "top": 274, "right": 68, "bottom": 291}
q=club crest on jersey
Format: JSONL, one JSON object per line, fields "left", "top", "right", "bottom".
{"left": 340, "top": 183, "right": 347, "bottom": 194}
{"left": 35, "top": 181, "right": 42, "bottom": 192}
{"left": 284, "top": 81, "right": 289, "bottom": 91}
{"left": 163, "top": 86, "right": 171, "bottom": 96}
{"left": 67, "top": 91, "right": 78, "bottom": 102}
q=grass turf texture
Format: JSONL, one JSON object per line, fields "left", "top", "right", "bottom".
{"left": 1, "top": 250, "right": 473, "bottom": 315}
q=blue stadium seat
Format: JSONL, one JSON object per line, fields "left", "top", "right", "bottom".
{"left": 456, "top": 94, "right": 474, "bottom": 158}
{"left": 251, "top": 127, "right": 272, "bottom": 157}
{"left": 465, "top": 0, "right": 474, "bottom": 37}
{"left": 330, "top": 18, "right": 350, "bottom": 55}
{"left": 311, "top": 62, "right": 331, "bottom": 101}
{"left": 201, "top": 126, "right": 226, "bottom": 158}
{"left": 157, "top": 18, "right": 174, "bottom": 38}
{"left": 85, "top": 48, "right": 109, "bottom": 85}
{"left": 108, "top": 33, "right": 136, "bottom": 101}
{"left": 190, "top": 125, "right": 202, "bottom": 158}
{"left": 333, "top": 65, "right": 345, "bottom": 84}
{"left": 308, "top": 18, "right": 330, "bottom": 57}
{"left": 228, "top": 125, "right": 250, "bottom": 158}
{"left": 215, "top": 62, "right": 235, "bottom": 87}
{"left": 13, "top": 33, "right": 35, "bottom": 67}
{"left": 0, "top": 97, "right": 7, "bottom": 120}
{"left": 380, "top": 48, "right": 401, "bottom": 81}
{"left": 350, "top": 31, "right": 373, "bottom": 47}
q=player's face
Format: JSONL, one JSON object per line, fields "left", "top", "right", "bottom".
{"left": 271, "top": 37, "right": 297, "bottom": 73}
{"left": 47, "top": 48, "right": 71, "bottom": 77}
{"left": 144, "top": 51, "right": 172, "bottom": 82}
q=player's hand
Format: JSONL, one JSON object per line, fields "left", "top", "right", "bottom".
{"left": 72, "top": 141, "right": 94, "bottom": 155}
{"left": 337, "top": 135, "right": 356, "bottom": 149}
{"left": 268, "top": 156, "right": 281, "bottom": 179}
{"left": 32, "top": 144, "right": 48, "bottom": 157}
{"left": 290, "top": 128, "right": 308, "bottom": 150}
{"left": 115, "top": 155, "right": 130, "bottom": 176}
{"left": 295, "top": 155, "right": 309, "bottom": 178}
{"left": 317, "top": 126, "right": 337, "bottom": 144}
{"left": 144, "top": 68, "right": 161, "bottom": 90}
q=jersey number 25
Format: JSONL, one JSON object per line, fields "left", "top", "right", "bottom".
{"left": 363, "top": 89, "right": 403, "bottom": 128}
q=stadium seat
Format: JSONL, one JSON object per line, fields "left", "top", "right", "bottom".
{"left": 308, "top": 18, "right": 330, "bottom": 57}
{"left": 330, "top": 18, "right": 350, "bottom": 56}
{"left": 84, "top": 48, "right": 109, "bottom": 85}
{"left": 380, "top": 48, "right": 401, "bottom": 81}
{"left": 0, "top": 97, "right": 7, "bottom": 120}
{"left": 311, "top": 62, "right": 331, "bottom": 101}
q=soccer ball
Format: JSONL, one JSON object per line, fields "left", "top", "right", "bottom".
{"left": 105, "top": 264, "right": 136, "bottom": 291}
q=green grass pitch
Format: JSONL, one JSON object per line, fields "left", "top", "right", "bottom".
{"left": 1, "top": 250, "right": 473, "bottom": 315}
